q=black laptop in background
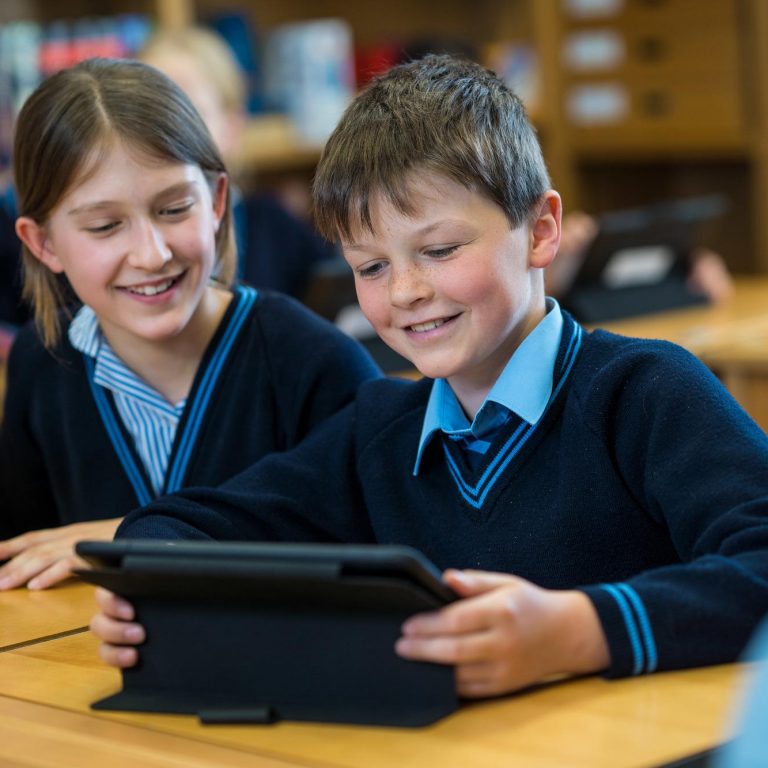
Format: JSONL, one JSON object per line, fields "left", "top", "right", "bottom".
{"left": 561, "top": 195, "right": 727, "bottom": 324}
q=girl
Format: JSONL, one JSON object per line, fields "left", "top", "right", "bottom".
{"left": 0, "top": 58, "right": 380, "bottom": 589}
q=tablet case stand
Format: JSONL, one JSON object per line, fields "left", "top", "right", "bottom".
{"left": 562, "top": 197, "right": 721, "bottom": 324}
{"left": 79, "top": 554, "right": 458, "bottom": 727}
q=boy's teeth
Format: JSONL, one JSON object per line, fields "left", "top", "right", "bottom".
{"left": 411, "top": 318, "right": 445, "bottom": 333}
{"left": 128, "top": 278, "right": 174, "bottom": 296}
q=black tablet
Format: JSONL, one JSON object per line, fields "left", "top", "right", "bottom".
{"left": 75, "top": 540, "right": 456, "bottom": 605}
{"left": 563, "top": 196, "right": 724, "bottom": 323}
{"left": 75, "top": 540, "right": 459, "bottom": 727}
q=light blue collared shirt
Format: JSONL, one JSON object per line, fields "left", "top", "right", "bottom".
{"left": 69, "top": 306, "right": 186, "bottom": 494}
{"left": 413, "top": 298, "right": 563, "bottom": 474}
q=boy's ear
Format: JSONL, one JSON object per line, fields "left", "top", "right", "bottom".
{"left": 528, "top": 191, "right": 562, "bottom": 269}
{"left": 211, "top": 173, "right": 228, "bottom": 233}
{"left": 15, "top": 217, "right": 65, "bottom": 273}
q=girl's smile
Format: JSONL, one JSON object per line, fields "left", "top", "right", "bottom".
{"left": 19, "top": 140, "right": 228, "bottom": 369}
{"left": 117, "top": 271, "right": 187, "bottom": 302}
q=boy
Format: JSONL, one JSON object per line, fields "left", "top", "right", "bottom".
{"left": 93, "top": 55, "right": 768, "bottom": 697}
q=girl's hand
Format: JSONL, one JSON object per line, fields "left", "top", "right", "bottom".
{"left": 90, "top": 587, "right": 144, "bottom": 668}
{"left": 0, "top": 518, "right": 122, "bottom": 590}
{"left": 395, "top": 569, "right": 610, "bottom": 699}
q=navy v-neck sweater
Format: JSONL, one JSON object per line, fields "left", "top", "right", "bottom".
{"left": 0, "top": 288, "right": 381, "bottom": 537}
{"left": 119, "top": 311, "right": 768, "bottom": 678}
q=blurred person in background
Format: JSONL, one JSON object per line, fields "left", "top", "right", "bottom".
{"left": 138, "top": 26, "right": 339, "bottom": 301}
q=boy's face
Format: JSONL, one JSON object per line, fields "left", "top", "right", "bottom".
{"left": 342, "top": 172, "right": 560, "bottom": 411}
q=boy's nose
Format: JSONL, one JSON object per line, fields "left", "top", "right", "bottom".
{"left": 389, "top": 265, "right": 434, "bottom": 307}
{"left": 128, "top": 222, "right": 172, "bottom": 270}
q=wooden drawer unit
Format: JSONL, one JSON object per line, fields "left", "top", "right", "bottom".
{"left": 560, "top": 0, "right": 746, "bottom": 145}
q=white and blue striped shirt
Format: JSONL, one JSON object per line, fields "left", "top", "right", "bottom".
{"left": 69, "top": 306, "right": 186, "bottom": 495}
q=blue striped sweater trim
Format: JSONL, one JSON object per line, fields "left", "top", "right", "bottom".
{"left": 84, "top": 356, "right": 153, "bottom": 506}
{"left": 443, "top": 324, "right": 583, "bottom": 509}
{"left": 600, "top": 582, "right": 658, "bottom": 674}
{"left": 83, "top": 285, "right": 258, "bottom": 502}
{"left": 616, "top": 583, "right": 658, "bottom": 672}
{"left": 114, "top": 396, "right": 178, "bottom": 494}
{"left": 164, "top": 285, "right": 258, "bottom": 493}
{"left": 96, "top": 345, "right": 184, "bottom": 495}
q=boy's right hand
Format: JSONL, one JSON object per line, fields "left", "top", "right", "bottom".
{"left": 90, "top": 587, "right": 145, "bottom": 668}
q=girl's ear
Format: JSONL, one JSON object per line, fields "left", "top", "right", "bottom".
{"left": 15, "top": 217, "right": 65, "bottom": 273}
{"left": 528, "top": 191, "right": 562, "bottom": 270}
{"left": 211, "top": 173, "right": 228, "bottom": 233}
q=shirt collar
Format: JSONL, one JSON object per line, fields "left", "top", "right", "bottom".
{"left": 69, "top": 305, "right": 184, "bottom": 414}
{"left": 413, "top": 298, "right": 563, "bottom": 474}
{"left": 68, "top": 305, "right": 102, "bottom": 358}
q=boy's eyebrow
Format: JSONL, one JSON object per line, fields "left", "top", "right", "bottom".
{"left": 344, "top": 219, "right": 470, "bottom": 250}
{"left": 67, "top": 181, "right": 199, "bottom": 216}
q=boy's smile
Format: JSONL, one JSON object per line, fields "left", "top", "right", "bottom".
{"left": 343, "top": 172, "right": 561, "bottom": 417}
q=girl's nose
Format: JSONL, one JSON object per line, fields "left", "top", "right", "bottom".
{"left": 127, "top": 222, "right": 172, "bottom": 270}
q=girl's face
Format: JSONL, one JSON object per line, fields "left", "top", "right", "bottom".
{"left": 18, "top": 141, "right": 227, "bottom": 357}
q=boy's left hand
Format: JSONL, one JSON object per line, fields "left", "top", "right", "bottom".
{"left": 395, "top": 569, "right": 610, "bottom": 698}
{"left": 0, "top": 518, "right": 122, "bottom": 590}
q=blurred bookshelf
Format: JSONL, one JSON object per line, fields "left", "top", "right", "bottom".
{"left": 3, "top": 0, "right": 768, "bottom": 272}
{"left": 237, "top": 114, "right": 322, "bottom": 173}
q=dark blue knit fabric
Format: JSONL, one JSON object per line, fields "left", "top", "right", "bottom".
{"left": 0, "top": 290, "right": 381, "bottom": 537}
{"left": 118, "top": 312, "right": 768, "bottom": 678}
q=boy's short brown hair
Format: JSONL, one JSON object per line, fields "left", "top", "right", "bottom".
{"left": 313, "top": 54, "right": 551, "bottom": 242}
{"left": 13, "top": 57, "right": 236, "bottom": 347}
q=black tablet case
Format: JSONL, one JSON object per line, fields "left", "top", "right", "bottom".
{"left": 75, "top": 541, "right": 459, "bottom": 727}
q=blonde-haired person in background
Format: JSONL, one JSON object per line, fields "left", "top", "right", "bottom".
{"left": 138, "top": 26, "right": 339, "bottom": 301}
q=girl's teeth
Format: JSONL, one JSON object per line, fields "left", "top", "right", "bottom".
{"left": 411, "top": 318, "right": 445, "bottom": 333}
{"left": 128, "top": 278, "right": 174, "bottom": 296}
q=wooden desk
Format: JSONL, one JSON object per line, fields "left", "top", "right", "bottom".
{"left": 0, "top": 696, "right": 303, "bottom": 768}
{"left": 596, "top": 277, "right": 768, "bottom": 431}
{"left": 0, "top": 629, "right": 749, "bottom": 768}
{"left": 0, "top": 581, "right": 94, "bottom": 651}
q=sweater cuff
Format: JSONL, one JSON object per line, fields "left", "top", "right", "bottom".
{"left": 580, "top": 583, "right": 659, "bottom": 678}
